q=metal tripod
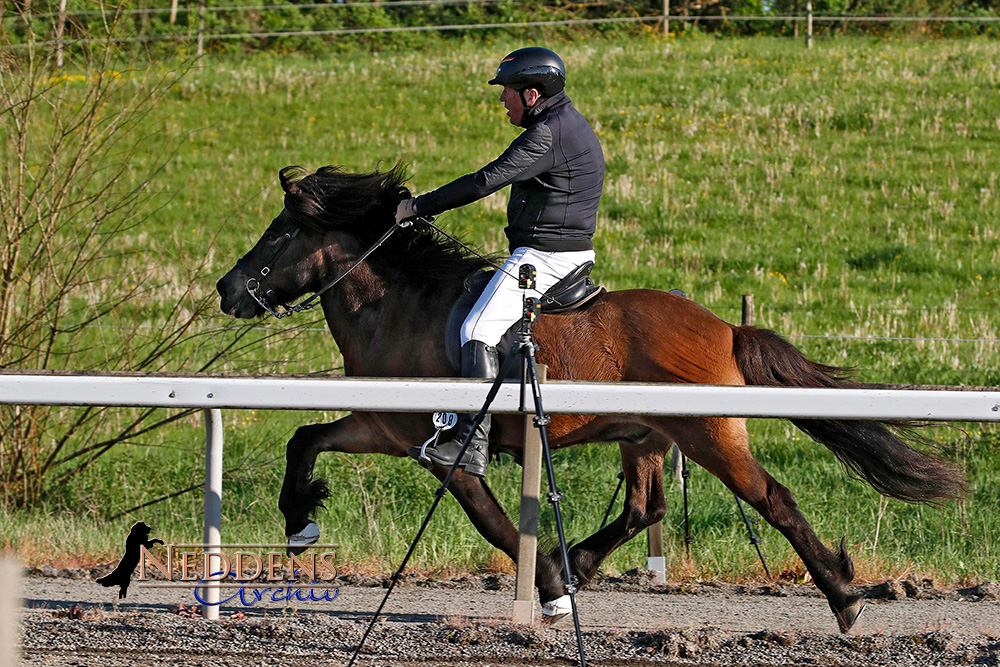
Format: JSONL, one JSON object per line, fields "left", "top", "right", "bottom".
{"left": 348, "top": 264, "right": 587, "bottom": 667}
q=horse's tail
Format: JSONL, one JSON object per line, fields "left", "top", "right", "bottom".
{"left": 731, "top": 325, "right": 965, "bottom": 503}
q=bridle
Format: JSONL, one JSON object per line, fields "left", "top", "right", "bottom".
{"left": 235, "top": 218, "right": 415, "bottom": 320}
{"left": 235, "top": 213, "right": 531, "bottom": 320}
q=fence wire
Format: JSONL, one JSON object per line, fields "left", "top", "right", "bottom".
{"left": 11, "top": 4, "right": 1000, "bottom": 49}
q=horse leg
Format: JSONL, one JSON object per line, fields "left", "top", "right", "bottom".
{"left": 667, "top": 416, "right": 864, "bottom": 633}
{"left": 562, "top": 441, "right": 667, "bottom": 590}
{"left": 279, "top": 414, "right": 394, "bottom": 537}
{"left": 428, "top": 468, "right": 566, "bottom": 604}
{"left": 280, "top": 415, "right": 564, "bottom": 603}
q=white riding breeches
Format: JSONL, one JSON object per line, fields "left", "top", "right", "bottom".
{"left": 461, "top": 246, "right": 596, "bottom": 348}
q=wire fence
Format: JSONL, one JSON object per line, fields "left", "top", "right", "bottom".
{"left": 10, "top": 1, "right": 1000, "bottom": 57}
{"left": 31, "top": 0, "right": 510, "bottom": 18}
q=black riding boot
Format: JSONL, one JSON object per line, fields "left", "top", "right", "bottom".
{"left": 421, "top": 340, "right": 499, "bottom": 477}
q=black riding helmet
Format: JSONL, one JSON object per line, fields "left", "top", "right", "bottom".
{"left": 488, "top": 47, "right": 566, "bottom": 98}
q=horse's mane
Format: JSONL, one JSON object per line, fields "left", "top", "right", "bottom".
{"left": 279, "top": 164, "right": 491, "bottom": 281}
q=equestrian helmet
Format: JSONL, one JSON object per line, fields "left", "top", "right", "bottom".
{"left": 488, "top": 47, "right": 566, "bottom": 97}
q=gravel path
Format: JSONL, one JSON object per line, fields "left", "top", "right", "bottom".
{"left": 16, "top": 570, "right": 1000, "bottom": 666}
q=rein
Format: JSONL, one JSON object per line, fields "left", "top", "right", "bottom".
{"left": 238, "top": 214, "right": 534, "bottom": 320}
{"left": 237, "top": 218, "right": 414, "bottom": 320}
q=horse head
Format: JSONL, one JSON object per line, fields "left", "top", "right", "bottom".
{"left": 217, "top": 165, "right": 408, "bottom": 319}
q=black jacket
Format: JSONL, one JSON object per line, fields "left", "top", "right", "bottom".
{"left": 414, "top": 92, "right": 604, "bottom": 253}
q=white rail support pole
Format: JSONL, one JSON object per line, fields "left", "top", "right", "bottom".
{"left": 0, "top": 559, "right": 18, "bottom": 667}
{"left": 513, "top": 366, "right": 545, "bottom": 624}
{"left": 201, "top": 408, "right": 223, "bottom": 620}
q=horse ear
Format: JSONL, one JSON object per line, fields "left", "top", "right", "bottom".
{"left": 279, "top": 166, "right": 303, "bottom": 194}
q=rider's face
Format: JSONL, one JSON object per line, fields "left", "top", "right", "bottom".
{"left": 500, "top": 85, "right": 524, "bottom": 126}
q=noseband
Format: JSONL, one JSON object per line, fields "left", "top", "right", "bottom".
{"left": 234, "top": 219, "right": 414, "bottom": 319}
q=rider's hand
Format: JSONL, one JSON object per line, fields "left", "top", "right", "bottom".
{"left": 395, "top": 198, "right": 418, "bottom": 224}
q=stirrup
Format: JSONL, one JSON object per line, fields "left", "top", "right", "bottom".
{"left": 414, "top": 412, "right": 459, "bottom": 465}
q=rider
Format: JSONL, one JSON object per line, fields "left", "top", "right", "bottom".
{"left": 395, "top": 47, "right": 605, "bottom": 477}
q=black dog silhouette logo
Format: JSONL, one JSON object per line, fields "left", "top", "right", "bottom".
{"left": 96, "top": 521, "right": 163, "bottom": 599}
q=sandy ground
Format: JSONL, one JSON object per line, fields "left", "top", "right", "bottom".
{"left": 15, "top": 570, "right": 1000, "bottom": 666}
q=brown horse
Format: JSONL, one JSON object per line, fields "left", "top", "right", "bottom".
{"left": 216, "top": 164, "right": 964, "bottom": 633}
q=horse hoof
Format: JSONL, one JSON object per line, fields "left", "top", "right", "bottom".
{"left": 287, "top": 521, "right": 320, "bottom": 555}
{"left": 541, "top": 594, "right": 573, "bottom": 624}
{"left": 832, "top": 594, "right": 866, "bottom": 633}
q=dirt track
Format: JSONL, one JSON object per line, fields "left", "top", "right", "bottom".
{"left": 16, "top": 569, "right": 1000, "bottom": 666}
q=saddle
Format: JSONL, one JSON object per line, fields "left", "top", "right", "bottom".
{"left": 444, "top": 261, "right": 605, "bottom": 373}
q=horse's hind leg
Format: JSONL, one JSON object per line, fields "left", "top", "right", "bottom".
{"left": 563, "top": 439, "right": 668, "bottom": 591}
{"left": 667, "top": 416, "right": 864, "bottom": 633}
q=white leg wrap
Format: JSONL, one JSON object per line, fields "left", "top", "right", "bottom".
{"left": 288, "top": 521, "right": 320, "bottom": 547}
{"left": 541, "top": 594, "right": 573, "bottom": 617}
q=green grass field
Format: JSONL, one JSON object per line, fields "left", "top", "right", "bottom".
{"left": 2, "top": 34, "right": 999, "bottom": 584}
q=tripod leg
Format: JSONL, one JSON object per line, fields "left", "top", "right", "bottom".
{"left": 599, "top": 471, "right": 625, "bottom": 531}
{"left": 681, "top": 454, "right": 692, "bottom": 560}
{"left": 735, "top": 495, "right": 771, "bottom": 578}
{"left": 350, "top": 346, "right": 521, "bottom": 667}
{"left": 523, "top": 341, "right": 587, "bottom": 667}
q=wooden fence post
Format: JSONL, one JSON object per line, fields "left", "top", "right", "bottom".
{"left": 0, "top": 558, "right": 19, "bottom": 667}
{"left": 806, "top": 0, "right": 814, "bottom": 48}
{"left": 55, "top": 0, "right": 67, "bottom": 68}
{"left": 513, "top": 366, "right": 545, "bottom": 624}
{"left": 646, "top": 521, "right": 666, "bottom": 584}
{"left": 197, "top": 0, "right": 206, "bottom": 57}
{"left": 742, "top": 294, "right": 755, "bottom": 327}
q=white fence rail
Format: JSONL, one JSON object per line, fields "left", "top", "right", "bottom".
{"left": 3, "top": 373, "right": 999, "bottom": 420}
{"left": 3, "top": 372, "right": 999, "bottom": 621}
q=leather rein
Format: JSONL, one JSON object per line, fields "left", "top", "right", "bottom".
{"left": 236, "top": 214, "right": 524, "bottom": 320}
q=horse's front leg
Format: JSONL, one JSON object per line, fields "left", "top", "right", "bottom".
{"left": 279, "top": 414, "right": 397, "bottom": 538}
{"left": 430, "top": 469, "right": 565, "bottom": 604}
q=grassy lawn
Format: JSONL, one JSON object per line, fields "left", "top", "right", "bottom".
{"left": 2, "top": 33, "right": 998, "bottom": 583}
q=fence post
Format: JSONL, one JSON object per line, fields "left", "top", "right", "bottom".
{"left": 170, "top": 0, "right": 179, "bottom": 25}
{"left": 646, "top": 520, "right": 666, "bottom": 584}
{"left": 662, "top": 0, "right": 670, "bottom": 35}
{"left": 0, "top": 559, "right": 19, "bottom": 667}
{"left": 197, "top": 0, "right": 206, "bottom": 57}
{"left": 806, "top": 0, "right": 813, "bottom": 48}
{"left": 513, "top": 366, "right": 545, "bottom": 624}
{"left": 201, "top": 408, "right": 223, "bottom": 620}
{"left": 55, "top": 0, "right": 67, "bottom": 68}
{"left": 742, "top": 294, "right": 755, "bottom": 327}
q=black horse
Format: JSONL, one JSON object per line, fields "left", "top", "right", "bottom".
{"left": 216, "top": 165, "right": 964, "bottom": 632}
